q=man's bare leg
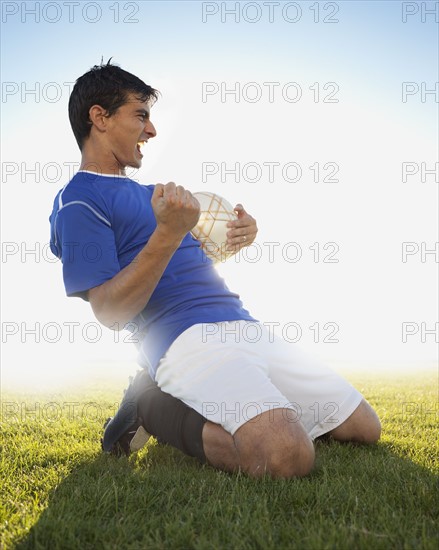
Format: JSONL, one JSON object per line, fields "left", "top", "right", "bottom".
{"left": 202, "top": 408, "right": 315, "bottom": 478}
{"left": 202, "top": 400, "right": 380, "bottom": 476}
{"left": 202, "top": 422, "right": 239, "bottom": 473}
{"left": 327, "top": 399, "right": 381, "bottom": 443}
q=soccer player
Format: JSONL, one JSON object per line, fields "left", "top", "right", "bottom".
{"left": 50, "top": 61, "right": 381, "bottom": 478}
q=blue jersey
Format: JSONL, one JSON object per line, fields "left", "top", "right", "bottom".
{"left": 49, "top": 171, "right": 255, "bottom": 375}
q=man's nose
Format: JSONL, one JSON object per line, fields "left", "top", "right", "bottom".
{"left": 145, "top": 120, "right": 157, "bottom": 138}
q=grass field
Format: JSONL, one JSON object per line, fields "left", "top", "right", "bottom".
{"left": 1, "top": 369, "right": 437, "bottom": 549}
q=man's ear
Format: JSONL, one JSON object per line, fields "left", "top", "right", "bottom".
{"left": 88, "top": 105, "right": 110, "bottom": 132}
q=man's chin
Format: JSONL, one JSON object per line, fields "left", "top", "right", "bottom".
{"left": 126, "top": 159, "right": 142, "bottom": 170}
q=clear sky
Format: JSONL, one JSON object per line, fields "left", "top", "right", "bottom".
{"left": 1, "top": 0, "right": 438, "bottom": 390}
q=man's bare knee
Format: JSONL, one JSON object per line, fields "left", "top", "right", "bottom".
{"left": 362, "top": 411, "right": 381, "bottom": 444}
{"left": 330, "top": 399, "right": 381, "bottom": 444}
{"left": 264, "top": 434, "right": 315, "bottom": 478}
{"left": 234, "top": 408, "right": 315, "bottom": 478}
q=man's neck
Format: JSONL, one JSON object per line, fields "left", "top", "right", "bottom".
{"left": 79, "top": 162, "right": 126, "bottom": 177}
{"left": 79, "top": 143, "right": 126, "bottom": 176}
{"left": 79, "top": 156, "right": 126, "bottom": 177}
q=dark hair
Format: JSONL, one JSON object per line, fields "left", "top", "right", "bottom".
{"left": 68, "top": 59, "right": 159, "bottom": 150}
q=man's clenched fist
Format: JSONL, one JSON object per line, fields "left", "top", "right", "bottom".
{"left": 152, "top": 182, "right": 200, "bottom": 240}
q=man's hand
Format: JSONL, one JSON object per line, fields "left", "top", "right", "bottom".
{"left": 226, "top": 204, "right": 258, "bottom": 252}
{"left": 152, "top": 182, "right": 200, "bottom": 241}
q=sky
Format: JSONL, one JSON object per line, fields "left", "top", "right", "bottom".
{"left": 1, "top": 0, "right": 438, "bottom": 390}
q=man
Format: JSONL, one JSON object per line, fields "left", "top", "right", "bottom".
{"left": 50, "top": 61, "right": 381, "bottom": 478}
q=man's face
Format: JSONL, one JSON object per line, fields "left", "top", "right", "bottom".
{"left": 104, "top": 93, "right": 157, "bottom": 170}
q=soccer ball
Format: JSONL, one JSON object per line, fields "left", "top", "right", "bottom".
{"left": 191, "top": 191, "right": 238, "bottom": 262}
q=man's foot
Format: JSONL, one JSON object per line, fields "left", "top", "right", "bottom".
{"left": 101, "top": 369, "right": 155, "bottom": 456}
{"left": 101, "top": 417, "right": 150, "bottom": 457}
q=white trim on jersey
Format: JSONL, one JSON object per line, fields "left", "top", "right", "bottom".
{"left": 77, "top": 170, "right": 129, "bottom": 179}
{"left": 52, "top": 200, "right": 112, "bottom": 254}
{"left": 58, "top": 201, "right": 112, "bottom": 227}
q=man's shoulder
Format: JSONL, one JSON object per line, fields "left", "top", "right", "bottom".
{"left": 51, "top": 173, "right": 155, "bottom": 218}
{"left": 67, "top": 172, "right": 154, "bottom": 193}
{"left": 57, "top": 171, "right": 148, "bottom": 196}
{"left": 55, "top": 172, "right": 102, "bottom": 207}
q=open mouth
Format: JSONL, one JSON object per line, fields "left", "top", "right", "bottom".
{"left": 136, "top": 141, "right": 146, "bottom": 155}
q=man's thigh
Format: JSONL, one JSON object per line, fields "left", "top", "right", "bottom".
{"left": 155, "top": 322, "right": 296, "bottom": 436}
{"left": 263, "top": 335, "right": 364, "bottom": 439}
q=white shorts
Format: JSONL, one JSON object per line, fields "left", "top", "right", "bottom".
{"left": 155, "top": 321, "right": 363, "bottom": 439}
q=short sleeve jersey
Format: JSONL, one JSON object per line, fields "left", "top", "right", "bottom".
{"left": 49, "top": 171, "right": 255, "bottom": 375}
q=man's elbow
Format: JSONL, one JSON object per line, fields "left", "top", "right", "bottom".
{"left": 98, "top": 314, "right": 125, "bottom": 331}
{"left": 91, "top": 305, "right": 127, "bottom": 331}
{"left": 88, "top": 287, "right": 125, "bottom": 330}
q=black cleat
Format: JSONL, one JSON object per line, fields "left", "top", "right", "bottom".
{"left": 101, "top": 417, "right": 150, "bottom": 457}
{"left": 101, "top": 369, "right": 155, "bottom": 456}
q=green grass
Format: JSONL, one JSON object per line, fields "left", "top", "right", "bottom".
{"left": 1, "top": 370, "right": 438, "bottom": 549}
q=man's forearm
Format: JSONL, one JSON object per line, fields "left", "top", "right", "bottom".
{"left": 89, "top": 227, "right": 182, "bottom": 328}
